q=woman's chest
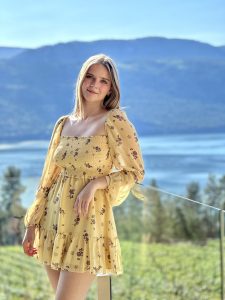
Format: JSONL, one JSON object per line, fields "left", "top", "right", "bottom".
{"left": 53, "top": 136, "right": 111, "bottom": 168}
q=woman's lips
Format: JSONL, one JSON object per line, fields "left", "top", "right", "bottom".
{"left": 87, "top": 89, "right": 97, "bottom": 94}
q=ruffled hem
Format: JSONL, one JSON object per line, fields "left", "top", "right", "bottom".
{"left": 33, "top": 227, "right": 123, "bottom": 276}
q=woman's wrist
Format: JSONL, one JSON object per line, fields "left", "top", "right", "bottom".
{"left": 89, "top": 175, "right": 109, "bottom": 190}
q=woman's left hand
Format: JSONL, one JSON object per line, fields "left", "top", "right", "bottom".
{"left": 73, "top": 182, "right": 97, "bottom": 217}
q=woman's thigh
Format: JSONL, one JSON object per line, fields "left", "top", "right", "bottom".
{"left": 55, "top": 270, "right": 96, "bottom": 300}
{"left": 44, "top": 265, "right": 60, "bottom": 292}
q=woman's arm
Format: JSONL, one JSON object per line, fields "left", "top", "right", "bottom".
{"left": 104, "top": 108, "right": 145, "bottom": 206}
{"left": 24, "top": 115, "right": 67, "bottom": 227}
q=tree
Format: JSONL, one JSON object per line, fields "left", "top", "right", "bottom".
{"left": 0, "top": 166, "right": 26, "bottom": 245}
{"left": 145, "top": 179, "right": 167, "bottom": 243}
{"left": 219, "top": 175, "right": 225, "bottom": 210}
{"left": 115, "top": 193, "right": 144, "bottom": 242}
{"left": 203, "top": 174, "right": 221, "bottom": 238}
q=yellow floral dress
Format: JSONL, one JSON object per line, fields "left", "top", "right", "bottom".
{"left": 24, "top": 108, "right": 145, "bottom": 276}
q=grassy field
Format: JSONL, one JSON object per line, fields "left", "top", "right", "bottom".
{"left": 0, "top": 239, "right": 222, "bottom": 300}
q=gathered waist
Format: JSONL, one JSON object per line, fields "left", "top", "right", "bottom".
{"left": 59, "top": 168, "right": 98, "bottom": 180}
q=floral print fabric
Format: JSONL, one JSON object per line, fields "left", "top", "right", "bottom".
{"left": 24, "top": 108, "right": 145, "bottom": 275}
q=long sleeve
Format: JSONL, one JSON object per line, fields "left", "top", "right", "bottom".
{"left": 24, "top": 115, "right": 67, "bottom": 227}
{"left": 105, "top": 109, "right": 145, "bottom": 206}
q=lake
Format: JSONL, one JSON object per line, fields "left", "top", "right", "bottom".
{"left": 0, "top": 133, "right": 224, "bottom": 207}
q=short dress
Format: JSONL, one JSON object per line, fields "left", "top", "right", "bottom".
{"left": 24, "top": 108, "right": 145, "bottom": 276}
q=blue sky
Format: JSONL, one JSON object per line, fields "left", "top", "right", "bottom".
{"left": 0, "top": 0, "right": 224, "bottom": 48}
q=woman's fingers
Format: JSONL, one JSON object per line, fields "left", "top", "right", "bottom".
{"left": 74, "top": 197, "right": 89, "bottom": 217}
{"left": 74, "top": 197, "right": 78, "bottom": 213}
{"left": 74, "top": 196, "right": 81, "bottom": 215}
{"left": 74, "top": 183, "right": 96, "bottom": 217}
{"left": 22, "top": 239, "right": 37, "bottom": 256}
{"left": 22, "top": 227, "right": 37, "bottom": 257}
{"left": 81, "top": 200, "right": 87, "bottom": 216}
{"left": 83, "top": 201, "right": 90, "bottom": 217}
{"left": 28, "top": 248, "right": 37, "bottom": 256}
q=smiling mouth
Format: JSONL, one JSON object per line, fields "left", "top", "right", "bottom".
{"left": 87, "top": 89, "right": 98, "bottom": 94}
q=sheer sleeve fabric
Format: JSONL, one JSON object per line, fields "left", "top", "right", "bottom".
{"left": 105, "top": 109, "right": 145, "bottom": 206}
{"left": 24, "top": 115, "right": 67, "bottom": 227}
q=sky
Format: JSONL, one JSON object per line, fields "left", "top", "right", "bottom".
{"left": 0, "top": 0, "right": 224, "bottom": 48}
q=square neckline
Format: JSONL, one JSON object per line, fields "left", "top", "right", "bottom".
{"left": 60, "top": 108, "right": 118, "bottom": 139}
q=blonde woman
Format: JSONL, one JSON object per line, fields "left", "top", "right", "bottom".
{"left": 22, "top": 53, "right": 145, "bottom": 300}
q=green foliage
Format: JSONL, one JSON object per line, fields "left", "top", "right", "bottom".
{"left": 0, "top": 239, "right": 221, "bottom": 300}
{"left": 0, "top": 166, "right": 26, "bottom": 245}
{"left": 112, "top": 239, "right": 221, "bottom": 300}
{"left": 0, "top": 246, "right": 97, "bottom": 300}
{"left": 114, "top": 175, "right": 225, "bottom": 244}
{"left": 114, "top": 193, "right": 144, "bottom": 242}
{"left": 145, "top": 179, "right": 168, "bottom": 243}
{"left": 203, "top": 174, "right": 224, "bottom": 238}
{"left": 0, "top": 246, "right": 54, "bottom": 300}
{"left": 173, "top": 181, "right": 207, "bottom": 241}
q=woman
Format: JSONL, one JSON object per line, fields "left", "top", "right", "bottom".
{"left": 22, "top": 53, "right": 145, "bottom": 300}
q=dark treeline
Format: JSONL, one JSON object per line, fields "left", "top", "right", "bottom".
{"left": 115, "top": 175, "right": 225, "bottom": 245}
{"left": 0, "top": 166, "right": 225, "bottom": 245}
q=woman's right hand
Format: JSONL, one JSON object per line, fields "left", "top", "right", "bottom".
{"left": 22, "top": 226, "right": 37, "bottom": 256}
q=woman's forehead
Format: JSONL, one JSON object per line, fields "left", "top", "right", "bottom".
{"left": 87, "top": 63, "right": 110, "bottom": 78}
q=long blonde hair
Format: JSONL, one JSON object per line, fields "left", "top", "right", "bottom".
{"left": 71, "top": 54, "right": 121, "bottom": 120}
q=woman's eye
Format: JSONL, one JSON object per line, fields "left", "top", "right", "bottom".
{"left": 101, "top": 80, "right": 108, "bottom": 84}
{"left": 86, "top": 74, "right": 92, "bottom": 78}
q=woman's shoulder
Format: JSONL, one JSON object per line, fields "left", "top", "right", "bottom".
{"left": 105, "top": 107, "right": 136, "bottom": 133}
{"left": 107, "top": 106, "right": 133, "bottom": 122}
{"left": 49, "top": 115, "right": 69, "bottom": 135}
{"left": 106, "top": 107, "right": 129, "bottom": 121}
{"left": 55, "top": 114, "right": 70, "bottom": 126}
{"left": 108, "top": 106, "right": 127, "bottom": 114}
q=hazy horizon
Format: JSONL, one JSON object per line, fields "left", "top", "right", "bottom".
{"left": 1, "top": 0, "right": 224, "bottom": 48}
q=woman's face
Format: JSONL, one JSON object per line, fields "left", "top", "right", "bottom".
{"left": 81, "top": 63, "right": 112, "bottom": 104}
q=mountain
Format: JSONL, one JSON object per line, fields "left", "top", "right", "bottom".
{"left": 0, "top": 37, "right": 225, "bottom": 142}
{"left": 0, "top": 47, "right": 27, "bottom": 59}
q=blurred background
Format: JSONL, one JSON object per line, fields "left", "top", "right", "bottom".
{"left": 0, "top": 1, "right": 225, "bottom": 299}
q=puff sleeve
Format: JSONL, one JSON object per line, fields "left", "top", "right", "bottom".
{"left": 105, "top": 109, "right": 145, "bottom": 206}
{"left": 24, "top": 115, "right": 67, "bottom": 227}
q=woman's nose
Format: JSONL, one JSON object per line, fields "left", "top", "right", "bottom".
{"left": 90, "top": 79, "right": 99, "bottom": 88}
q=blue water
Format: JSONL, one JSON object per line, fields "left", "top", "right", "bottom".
{"left": 0, "top": 133, "right": 224, "bottom": 207}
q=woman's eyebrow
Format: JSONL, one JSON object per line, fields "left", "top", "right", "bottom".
{"left": 86, "top": 72, "right": 111, "bottom": 81}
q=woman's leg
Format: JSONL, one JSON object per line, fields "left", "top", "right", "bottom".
{"left": 44, "top": 265, "right": 61, "bottom": 293}
{"left": 55, "top": 270, "right": 96, "bottom": 300}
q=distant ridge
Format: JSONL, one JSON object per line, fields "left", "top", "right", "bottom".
{"left": 0, "top": 37, "right": 224, "bottom": 142}
{"left": 0, "top": 46, "right": 28, "bottom": 59}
